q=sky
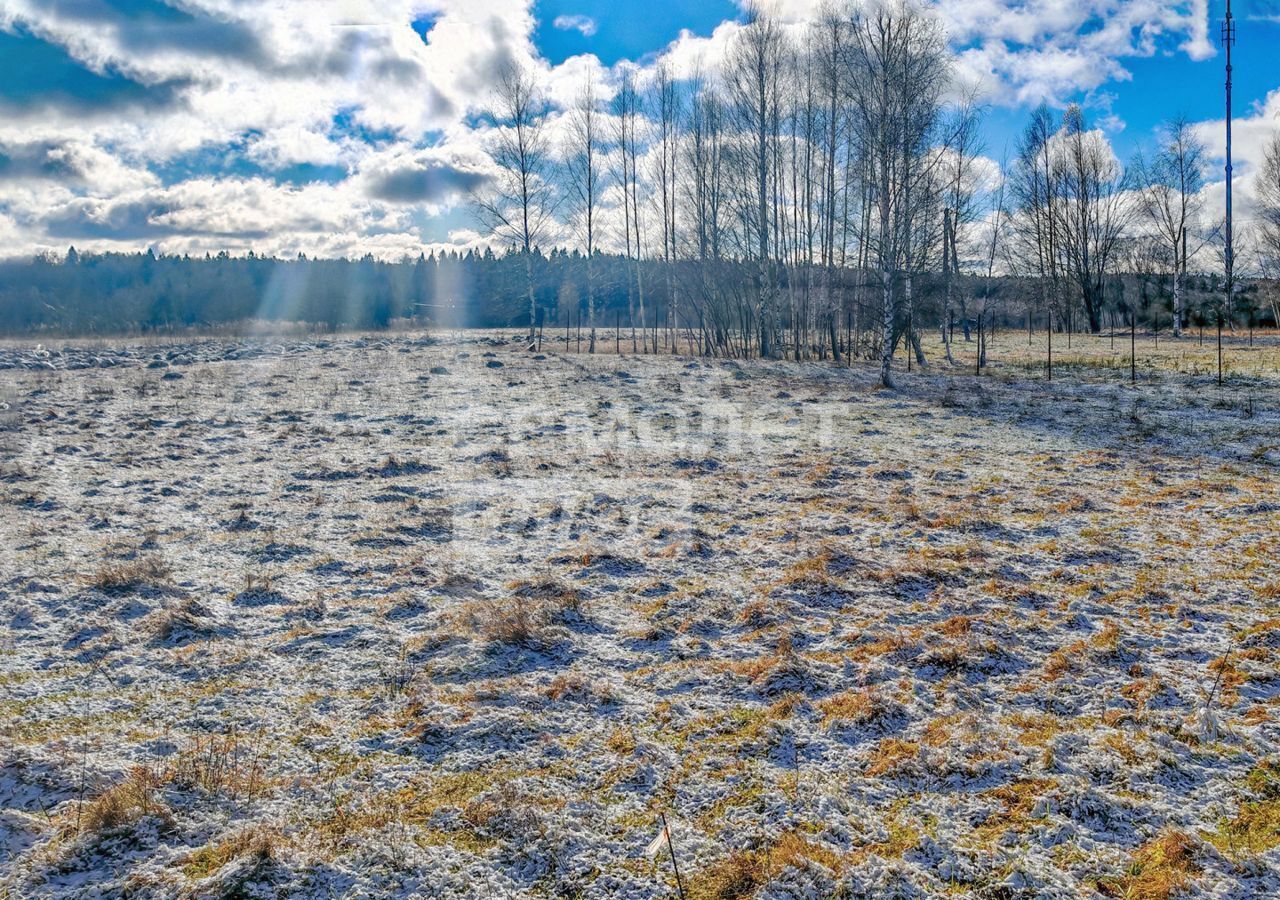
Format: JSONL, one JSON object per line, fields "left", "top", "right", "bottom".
{"left": 0, "top": 0, "right": 1278, "bottom": 261}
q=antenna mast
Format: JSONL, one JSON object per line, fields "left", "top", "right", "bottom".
{"left": 1220, "top": 0, "right": 1235, "bottom": 386}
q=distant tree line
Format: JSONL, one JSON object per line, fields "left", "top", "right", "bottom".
{"left": 0, "top": 245, "right": 1272, "bottom": 346}
{"left": 0, "top": 246, "right": 670, "bottom": 336}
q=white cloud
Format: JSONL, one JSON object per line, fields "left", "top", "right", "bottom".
{"left": 1191, "top": 88, "right": 1280, "bottom": 232}
{"left": 552, "top": 14, "right": 597, "bottom": 37}
{"left": 937, "top": 0, "right": 1213, "bottom": 106}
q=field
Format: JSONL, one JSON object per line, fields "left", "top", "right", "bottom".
{"left": 2, "top": 331, "right": 1280, "bottom": 898}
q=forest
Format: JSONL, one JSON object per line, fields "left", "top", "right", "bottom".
{"left": 1, "top": 245, "right": 1274, "bottom": 351}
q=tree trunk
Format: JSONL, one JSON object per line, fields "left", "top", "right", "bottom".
{"left": 879, "top": 268, "right": 895, "bottom": 388}
{"left": 525, "top": 252, "right": 536, "bottom": 345}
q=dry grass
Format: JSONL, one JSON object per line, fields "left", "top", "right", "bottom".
{"left": 146, "top": 597, "right": 214, "bottom": 644}
{"left": 88, "top": 554, "right": 172, "bottom": 594}
{"left": 865, "top": 738, "right": 920, "bottom": 777}
{"left": 180, "top": 825, "right": 277, "bottom": 880}
{"left": 687, "top": 847, "right": 766, "bottom": 900}
{"left": 918, "top": 328, "right": 1280, "bottom": 382}
{"left": 1099, "top": 831, "right": 1201, "bottom": 900}
{"left": 818, "top": 688, "right": 895, "bottom": 728}
{"left": 66, "top": 766, "right": 168, "bottom": 838}
{"left": 1204, "top": 760, "right": 1280, "bottom": 859}
{"left": 469, "top": 596, "right": 546, "bottom": 647}
{"left": 1044, "top": 639, "right": 1089, "bottom": 680}
{"left": 9, "top": 336, "right": 1280, "bottom": 895}
{"left": 1205, "top": 800, "right": 1280, "bottom": 859}
{"left": 455, "top": 578, "right": 587, "bottom": 648}
{"left": 166, "top": 732, "right": 271, "bottom": 800}
{"left": 687, "top": 831, "right": 845, "bottom": 899}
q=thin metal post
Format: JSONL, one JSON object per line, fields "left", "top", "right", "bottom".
{"left": 1222, "top": 0, "right": 1235, "bottom": 388}
{"left": 660, "top": 812, "right": 687, "bottom": 900}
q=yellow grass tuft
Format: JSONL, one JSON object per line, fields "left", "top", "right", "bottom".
{"left": 88, "top": 554, "right": 172, "bottom": 594}
{"left": 1100, "top": 831, "right": 1200, "bottom": 900}
{"left": 686, "top": 831, "right": 845, "bottom": 900}
{"left": 180, "top": 826, "right": 277, "bottom": 880}
{"left": 865, "top": 738, "right": 919, "bottom": 778}
{"left": 66, "top": 766, "right": 168, "bottom": 838}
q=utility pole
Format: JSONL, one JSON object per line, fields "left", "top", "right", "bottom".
{"left": 1221, "top": 0, "right": 1235, "bottom": 388}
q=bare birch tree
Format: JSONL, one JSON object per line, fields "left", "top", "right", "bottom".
{"left": 1053, "top": 105, "right": 1132, "bottom": 334}
{"left": 938, "top": 98, "right": 982, "bottom": 362}
{"left": 725, "top": 4, "right": 786, "bottom": 358}
{"left": 814, "top": 3, "right": 847, "bottom": 361}
{"left": 565, "top": 72, "right": 605, "bottom": 353}
{"left": 652, "top": 63, "right": 682, "bottom": 352}
{"left": 683, "top": 66, "right": 728, "bottom": 354}
{"left": 1137, "top": 116, "right": 1205, "bottom": 338}
{"left": 474, "top": 62, "right": 556, "bottom": 344}
{"left": 1010, "top": 104, "right": 1064, "bottom": 340}
{"left": 845, "top": 0, "right": 949, "bottom": 387}
{"left": 613, "top": 70, "right": 652, "bottom": 351}
{"left": 1255, "top": 133, "right": 1280, "bottom": 325}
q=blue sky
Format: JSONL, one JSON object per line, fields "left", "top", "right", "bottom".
{"left": 532, "top": 0, "right": 739, "bottom": 66}
{"left": 0, "top": 0, "right": 1277, "bottom": 259}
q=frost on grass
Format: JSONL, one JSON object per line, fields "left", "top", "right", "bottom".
{"left": 1, "top": 333, "right": 1279, "bottom": 897}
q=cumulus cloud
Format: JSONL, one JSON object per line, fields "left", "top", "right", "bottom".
{"left": 363, "top": 153, "right": 490, "bottom": 205}
{"left": 1191, "top": 88, "right": 1280, "bottom": 231}
{"left": 552, "top": 14, "right": 597, "bottom": 37}
{"left": 36, "top": 0, "right": 271, "bottom": 66}
{"left": 0, "top": 140, "right": 93, "bottom": 182}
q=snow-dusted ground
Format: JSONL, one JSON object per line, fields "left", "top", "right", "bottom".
{"left": 2, "top": 333, "right": 1279, "bottom": 898}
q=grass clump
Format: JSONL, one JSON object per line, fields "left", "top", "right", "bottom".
{"left": 89, "top": 554, "right": 172, "bottom": 594}
{"left": 1203, "top": 759, "right": 1280, "bottom": 859}
{"left": 687, "top": 832, "right": 844, "bottom": 900}
{"left": 472, "top": 596, "right": 547, "bottom": 648}
{"left": 1206, "top": 801, "right": 1280, "bottom": 859}
{"left": 1100, "top": 831, "right": 1200, "bottom": 900}
{"left": 459, "top": 580, "right": 586, "bottom": 649}
{"left": 865, "top": 738, "right": 919, "bottom": 778}
{"left": 818, "top": 688, "right": 896, "bottom": 729}
{"left": 147, "top": 597, "right": 215, "bottom": 644}
{"left": 66, "top": 766, "right": 169, "bottom": 838}
{"left": 181, "top": 826, "right": 277, "bottom": 880}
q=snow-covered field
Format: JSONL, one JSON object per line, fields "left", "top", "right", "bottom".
{"left": 2, "top": 333, "right": 1279, "bottom": 898}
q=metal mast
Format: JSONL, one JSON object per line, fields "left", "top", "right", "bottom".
{"left": 1220, "top": 0, "right": 1236, "bottom": 386}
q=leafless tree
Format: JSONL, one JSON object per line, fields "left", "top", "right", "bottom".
{"left": 725, "top": 3, "right": 787, "bottom": 358}
{"left": 1009, "top": 104, "right": 1064, "bottom": 341}
{"left": 1052, "top": 104, "right": 1133, "bottom": 334}
{"left": 845, "top": 0, "right": 950, "bottom": 387}
{"left": 564, "top": 72, "right": 606, "bottom": 353}
{"left": 1258, "top": 133, "right": 1280, "bottom": 300}
{"left": 683, "top": 66, "right": 730, "bottom": 354}
{"left": 938, "top": 97, "right": 982, "bottom": 362}
{"left": 653, "top": 62, "right": 682, "bottom": 353}
{"left": 1136, "top": 115, "right": 1206, "bottom": 337}
{"left": 474, "top": 62, "right": 557, "bottom": 344}
{"left": 976, "top": 159, "right": 1009, "bottom": 368}
{"left": 813, "top": 3, "right": 848, "bottom": 361}
{"left": 613, "top": 69, "right": 649, "bottom": 351}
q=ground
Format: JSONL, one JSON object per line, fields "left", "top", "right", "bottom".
{"left": 1, "top": 331, "right": 1279, "bottom": 898}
